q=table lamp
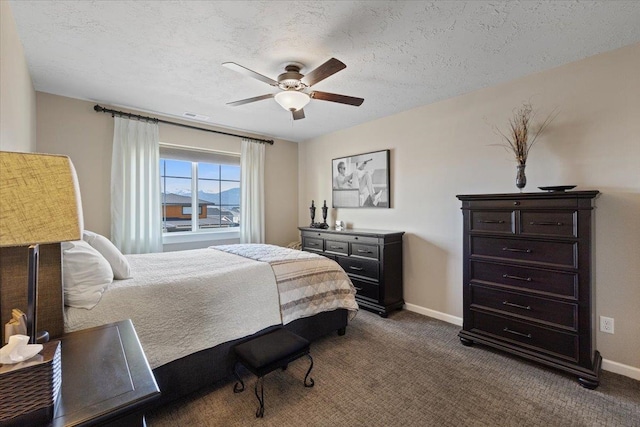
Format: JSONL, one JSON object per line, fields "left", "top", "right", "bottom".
{"left": 0, "top": 151, "right": 83, "bottom": 344}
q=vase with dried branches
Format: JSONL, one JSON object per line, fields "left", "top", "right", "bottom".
{"left": 492, "top": 102, "right": 558, "bottom": 191}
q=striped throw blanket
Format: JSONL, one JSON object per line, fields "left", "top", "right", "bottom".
{"left": 212, "top": 244, "right": 359, "bottom": 324}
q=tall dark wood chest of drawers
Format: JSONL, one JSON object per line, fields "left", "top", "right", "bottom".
{"left": 456, "top": 191, "right": 601, "bottom": 388}
{"left": 299, "top": 227, "right": 404, "bottom": 317}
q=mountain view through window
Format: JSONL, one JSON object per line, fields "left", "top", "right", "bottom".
{"left": 160, "top": 159, "right": 240, "bottom": 232}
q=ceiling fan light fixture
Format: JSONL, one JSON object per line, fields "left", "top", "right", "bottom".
{"left": 274, "top": 90, "right": 310, "bottom": 112}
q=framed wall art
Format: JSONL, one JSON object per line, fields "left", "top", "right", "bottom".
{"left": 332, "top": 149, "right": 390, "bottom": 208}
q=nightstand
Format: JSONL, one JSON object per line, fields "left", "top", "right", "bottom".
{"left": 50, "top": 319, "right": 160, "bottom": 426}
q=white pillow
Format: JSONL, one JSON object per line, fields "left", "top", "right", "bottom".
{"left": 82, "top": 230, "right": 132, "bottom": 279}
{"left": 62, "top": 240, "right": 113, "bottom": 309}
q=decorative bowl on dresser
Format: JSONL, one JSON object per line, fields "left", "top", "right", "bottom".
{"left": 298, "top": 227, "right": 404, "bottom": 317}
{"left": 456, "top": 191, "right": 601, "bottom": 388}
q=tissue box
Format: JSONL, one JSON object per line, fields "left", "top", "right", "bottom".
{"left": 0, "top": 340, "right": 62, "bottom": 426}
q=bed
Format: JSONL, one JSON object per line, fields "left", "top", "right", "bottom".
{"left": 62, "top": 243, "right": 358, "bottom": 405}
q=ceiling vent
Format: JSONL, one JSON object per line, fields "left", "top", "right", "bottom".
{"left": 183, "top": 112, "right": 210, "bottom": 121}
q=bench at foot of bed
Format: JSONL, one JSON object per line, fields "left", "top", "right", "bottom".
{"left": 232, "top": 328, "right": 314, "bottom": 418}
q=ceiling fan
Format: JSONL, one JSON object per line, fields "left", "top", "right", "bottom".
{"left": 222, "top": 58, "right": 364, "bottom": 120}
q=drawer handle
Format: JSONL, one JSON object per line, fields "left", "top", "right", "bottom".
{"left": 354, "top": 287, "right": 362, "bottom": 291}
{"left": 357, "top": 249, "right": 373, "bottom": 254}
{"left": 478, "top": 220, "right": 505, "bottom": 224}
{"left": 529, "top": 221, "right": 563, "bottom": 226}
{"left": 502, "top": 247, "right": 531, "bottom": 253}
{"left": 308, "top": 242, "right": 319, "bottom": 247}
{"left": 330, "top": 245, "right": 344, "bottom": 250}
{"left": 502, "top": 274, "right": 531, "bottom": 282}
{"left": 502, "top": 301, "right": 531, "bottom": 310}
{"left": 503, "top": 327, "right": 531, "bottom": 339}
{"left": 348, "top": 266, "right": 364, "bottom": 271}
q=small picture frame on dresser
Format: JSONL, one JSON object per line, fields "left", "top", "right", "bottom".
{"left": 332, "top": 150, "right": 390, "bottom": 208}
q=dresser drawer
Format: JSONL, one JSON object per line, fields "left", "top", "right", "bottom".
{"left": 471, "top": 311, "right": 578, "bottom": 361}
{"left": 301, "top": 230, "right": 332, "bottom": 240}
{"left": 471, "top": 236, "right": 577, "bottom": 268}
{"left": 350, "top": 243, "right": 379, "bottom": 260}
{"left": 470, "top": 285, "right": 577, "bottom": 330}
{"left": 351, "top": 278, "right": 378, "bottom": 301}
{"left": 467, "top": 198, "right": 578, "bottom": 210}
{"left": 521, "top": 211, "right": 576, "bottom": 237}
{"left": 338, "top": 257, "right": 379, "bottom": 281}
{"left": 470, "top": 261, "right": 577, "bottom": 298}
{"left": 342, "top": 234, "right": 378, "bottom": 245}
{"left": 302, "top": 237, "right": 323, "bottom": 252}
{"left": 325, "top": 239, "right": 348, "bottom": 255}
{"left": 470, "top": 211, "right": 514, "bottom": 234}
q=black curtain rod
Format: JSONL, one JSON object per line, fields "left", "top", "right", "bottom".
{"left": 93, "top": 104, "right": 274, "bottom": 145}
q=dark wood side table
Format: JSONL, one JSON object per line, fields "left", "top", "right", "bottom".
{"left": 50, "top": 319, "right": 160, "bottom": 426}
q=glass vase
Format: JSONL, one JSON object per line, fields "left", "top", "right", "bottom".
{"left": 516, "top": 164, "right": 527, "bottom": 191}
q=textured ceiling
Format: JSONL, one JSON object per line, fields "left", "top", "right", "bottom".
{"left": 9, "top": 1, "right": 640, "bottom": 142}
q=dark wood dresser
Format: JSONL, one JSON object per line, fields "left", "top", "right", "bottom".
{"left": 456, "top": 191, "right": 601, "bottom": 388}
{"left": 298, "top": 227, "right": 404, "bottom": 317}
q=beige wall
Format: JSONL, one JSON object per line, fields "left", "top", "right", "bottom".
{"left": 299, "top": 43, "right": 640, "bottom": 375}
{"left": 0, "top": 1, "right": 36, "bottom": 152}
{"left": 35, "top": 93, "right": 299, "bottom": 248}
{"left": 5, "top": 0, "right": 637, "bottom": 376}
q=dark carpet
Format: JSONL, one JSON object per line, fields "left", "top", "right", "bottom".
{"left": 146, "top": 310, "right": 640, "bottom": 426}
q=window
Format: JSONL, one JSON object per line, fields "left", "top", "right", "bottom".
{"left": 159, "top": 145, "right": 240, "bottom": 234}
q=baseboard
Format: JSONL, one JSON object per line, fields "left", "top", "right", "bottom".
{"left": 404, "top": 303, "right": 463, "bottom": 326}
{"left": 601, "top": 359, "right": 640, "bottom": 381}
{"left": 404, "top": 303, "right": 640, "bottom": 381}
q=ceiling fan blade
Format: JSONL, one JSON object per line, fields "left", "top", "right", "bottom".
{"left": 310, "top": 91, "right": 364, "bottom": 106}
{"left": 226, "top": 93, "right": 275, "bottom": 107}
{"left": 292, "top": 109, "right": 305, "bottom": 120}
{"left": 222, "top": 62, "right": 278, "bottom": 86}
{"left": 301, "top": 58, "right": 346, "bottom": 87}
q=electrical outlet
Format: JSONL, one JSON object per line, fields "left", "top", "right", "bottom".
{"left": 600, "top": 316, "right": 614, "bottom": 334}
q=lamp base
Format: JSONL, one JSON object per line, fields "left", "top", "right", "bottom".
{"left": 0, "top": 340, "right": 61, "bottom": 426}
{"left": 36, "top": 330, "right": 50, "bottom": 344}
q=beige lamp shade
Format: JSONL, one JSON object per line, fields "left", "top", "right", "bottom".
{"left": 0, "top": 151, "right": 83, "bottom": 247}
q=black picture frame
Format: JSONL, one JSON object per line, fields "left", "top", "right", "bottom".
{"left": 332, "top": 149, "right": 390, "bottom": 208}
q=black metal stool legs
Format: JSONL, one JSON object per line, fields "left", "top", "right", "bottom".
{"left": 233, "top": 362, "right": 245, "bottom": 393}
{"left": 254, "top": 376, "right": 265, "bottom": 418}
{"left": 233, "top": 362, "right": 264, "bottom": 418}
{"left": 304, "top": 353, "right": 314, "bottom": 387}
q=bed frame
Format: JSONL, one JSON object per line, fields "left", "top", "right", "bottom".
{"left": 153, "top": 309, "right": 348, "bottom": 405}
{"left": 0, "top": 244, "right": 350, "bottom": 406}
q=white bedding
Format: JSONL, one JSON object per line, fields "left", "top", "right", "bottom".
{"left": 64, "top": 248, "right": 282, "bottom": 369}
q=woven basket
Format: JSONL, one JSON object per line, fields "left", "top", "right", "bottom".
{"left": 0, "top": 340, "right": 61, "bottom": 425}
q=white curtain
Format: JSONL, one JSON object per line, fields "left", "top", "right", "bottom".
{"left": 111, "top": 117, "right": 162, "bottom": 254}
{"left": 240, "top": 138, "right": 265, "bottom": 243}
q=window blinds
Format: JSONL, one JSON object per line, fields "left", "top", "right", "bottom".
{"left": 159, "top": 144, "right": 240, "bottom": 165}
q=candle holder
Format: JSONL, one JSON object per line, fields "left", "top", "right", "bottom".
{"left": 321, "top": 200, "right": 328, "bottom": 227}
{"left": 309, "top": 201, "right": 316, "bottom": 227}
{"left": 309, "top": 200, "right": 329, "bottom": 229}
